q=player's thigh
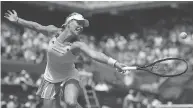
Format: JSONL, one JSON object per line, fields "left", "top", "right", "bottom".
{"left": 64, "top": 79, "right": 80, "bottom": 104}
{"left": 43, "top": 98, "right": 61, "bottom": 108}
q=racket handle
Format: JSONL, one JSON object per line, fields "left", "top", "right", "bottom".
{"left": 123, "top": 66, "right": 137, "bottom": 70}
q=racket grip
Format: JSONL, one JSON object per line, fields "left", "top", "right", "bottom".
{"left": 123, "top": 66, "right": 137, "bottom": 70}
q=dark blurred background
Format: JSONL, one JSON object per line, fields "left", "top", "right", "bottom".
{"left": 1, "top": 1, "right": 193, "bottom": 108}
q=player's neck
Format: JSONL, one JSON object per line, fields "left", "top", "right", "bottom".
{"left": 57, "top": 28, "right": 79, "bottom": 43}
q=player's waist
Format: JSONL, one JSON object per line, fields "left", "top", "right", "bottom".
{"left": 47, "top": 62, "right": 75, "bottom": 70}
{"left": 44, "top": 67, "right": 79, "bottom": 83}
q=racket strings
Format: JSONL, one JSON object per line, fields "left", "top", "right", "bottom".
{"left": 152, "top": 63, "right": 170, "bottom": 75}
{"left": 151, "top": 60, "right": 187, "bottom": 76}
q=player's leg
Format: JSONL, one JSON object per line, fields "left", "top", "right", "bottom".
{"left": 42, "top": 97, "right": 62, "bottom": 108}
{"left": 63, "top": 79, "right": 82, "bottom": 108}
{"left": 36, "top": 76, "right": 62, "bottom": 108}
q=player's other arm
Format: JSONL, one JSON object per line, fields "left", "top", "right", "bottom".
{"left": 4, "top": 10, "right": 59, "bottom": 36}
{"left": 122, "top": 95, "right": 129, "bottom": 108}
{"left": 71, "top": 42, "right": 126, "bottom": 70}
{"left": 17, "top": 18, "right": 59, "bottom": 36}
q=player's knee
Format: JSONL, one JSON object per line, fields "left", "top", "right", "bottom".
{"left": 66, "top": 102, "right": 77, "bottom": 108}
{"left": 43, "top": 99, "right": 57, "bottom": 108}
{"left": 65, "top": 98, "right": 77, "bottom": 108}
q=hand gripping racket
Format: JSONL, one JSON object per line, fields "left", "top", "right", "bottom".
{"left": 120, "top": 58, "right": 188, "bottom": 77}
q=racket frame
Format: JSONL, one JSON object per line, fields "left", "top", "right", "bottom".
{"left": 123, "top": 58, "right": 188, "bottom": 77}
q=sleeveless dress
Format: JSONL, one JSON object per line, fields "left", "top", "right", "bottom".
{"left": 36, "top": 37, "right": 81, "bottom": 99}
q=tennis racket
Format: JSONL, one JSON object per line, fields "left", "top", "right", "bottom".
{"left": 120, "top": 58, "right": 188, "bottom": 77}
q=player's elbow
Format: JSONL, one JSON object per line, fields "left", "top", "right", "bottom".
{"left": 88, "top": 51, "right": 98, "bottom": 60}
{"left": 76, "top": 42, "right": 97, "bottom": 59}
{"left": 33, "top": 25, "right": 42, "bottom": 31}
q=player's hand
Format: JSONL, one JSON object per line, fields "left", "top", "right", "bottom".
{"left": 114, "top": 62, "right": 131, "bottom": 75}
{"left": 4, "top": 10, "right": 18, "bottom": 22}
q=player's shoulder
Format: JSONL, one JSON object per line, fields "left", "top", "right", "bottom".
{"left": 72, "top": 41, "right": 87, "bottom": 48}
{"left": 46, "top": 25, "right": 60, "bottom": 31}
{"left": 45, "top": 25, "right": 61, "bottom": 36}
{"left": 47, "top": 25, "right": 58, "bottom": 28}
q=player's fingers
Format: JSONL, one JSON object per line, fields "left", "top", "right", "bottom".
{"left": 5, "top": 12, "right": 9, "bottom": 16}
{"left": 122, "top": 70, "right": 131, "bottom": 75}
{"left": 4, "top": 16, "right": 8, "bottom": 19}
{"left": 119, "top": 63, "right": 127, "bottom": 67}
{"left": 12, "top": 10, "right": 17, "bottom": 15}
{"left": 120, "top": 70, "right": 126, "bottom": 74}
{"left": 7, "top": 10, "right": 10, "bottom": 13}
{"left": 7, "top": 10, "right": 13, "bottom": 15}
{"left": 4, "top": 13, "right": 10, "bottom": 17}
{"left": 124, "top": 70, "right": 131, "bottom": 75}
{"left": 122, "top": 64, "right": 128, "bottom": 67}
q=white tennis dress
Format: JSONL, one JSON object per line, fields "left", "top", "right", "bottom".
{"left": 44, "top": 37, "right": 79, "bottom": 83}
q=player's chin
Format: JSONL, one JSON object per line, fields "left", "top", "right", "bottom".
{"left": 74, "top": 31, "right": 81, "bottom": 35}
{"left": 71, "top": 31, "right": 77, "bottom": 36}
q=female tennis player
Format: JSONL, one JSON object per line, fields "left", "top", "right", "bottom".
{"left": 5, "top": 10, "right": 130, "bottom": 108}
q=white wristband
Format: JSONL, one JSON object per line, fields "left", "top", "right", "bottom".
{"left": 107, "top": 58, "right": 117, "bottom": 67}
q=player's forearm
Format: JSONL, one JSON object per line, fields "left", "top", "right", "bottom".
{"left": 92, "top": 52, "right": 117, "bottom": 67}
{"left": 75, "top": 42, "right": 119, "bottom": 68}
{"left": 92, "top": 52, "right": 109, "bottom": 64}
{"left": 17, "top": 17, "right": 43, "bottom": 31}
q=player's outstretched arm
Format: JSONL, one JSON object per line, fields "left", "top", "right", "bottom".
{"left": 4, "top": 10, "right": 59, "bottom": 36}
{"left": 71, "top": 41, "right": 127, "bottom": 72}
